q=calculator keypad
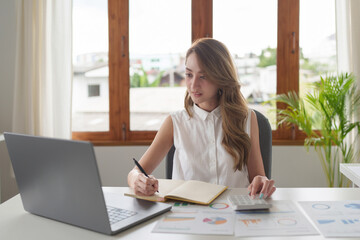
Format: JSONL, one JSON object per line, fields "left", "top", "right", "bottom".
{"left": 227, "top": 194, "right": 272, "bottom": 210}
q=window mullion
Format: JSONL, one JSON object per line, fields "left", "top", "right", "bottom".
{"left": 108, "top": 0, "right": 129, "bottom": 141}
{"left": 274, "top": 0, "right": 299, "bottom": 141}
{"left": 192, "top": 0, "right": 213, "bottom": 41}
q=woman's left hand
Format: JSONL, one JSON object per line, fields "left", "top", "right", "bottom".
{"left": 247, "top": 175, "right": 276, "bottom": 199}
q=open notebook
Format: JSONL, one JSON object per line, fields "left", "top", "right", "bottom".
{"left": 125, "top": 179, "right": 228, "bottom": 205}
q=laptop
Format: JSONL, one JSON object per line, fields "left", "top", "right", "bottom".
{"left": 4, "top": 132, "right": 171, "bottom": 235}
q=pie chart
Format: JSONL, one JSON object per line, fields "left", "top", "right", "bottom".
{"left": 203, "top": 217, "right": 227, "bottom": 225}
{"left": 209, "top": 203, "right": 229, "bottom": 210}
{"left": 312, "top": 204, "right": 330, "bottom": 210}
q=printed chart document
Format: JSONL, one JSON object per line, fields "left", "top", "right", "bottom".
{"left": 299, "top": 200, "right": 360, "bottom": 237}
{"left": 234, "top": 201, "right": 318, "bottom": 237}
{"left": 153, "top": 200, "right": 319, "bottom": 237}
{"left": 152, "top": 199, "right": 234, "bottom": 235}
{"left": 125, "top": 179, "right": 227, "bottom": 205}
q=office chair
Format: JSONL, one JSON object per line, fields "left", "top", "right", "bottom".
{"left": 165, "top": 109, "right": 272, "bottom": 179}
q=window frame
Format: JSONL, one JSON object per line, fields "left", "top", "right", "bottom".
{"left": 72, "top": 0, "right": 305, "bottom": 146}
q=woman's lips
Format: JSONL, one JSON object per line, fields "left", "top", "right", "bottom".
{"left": 192, "top": 91, "right": 202, "bottom": 98}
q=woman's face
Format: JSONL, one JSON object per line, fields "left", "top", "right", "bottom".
{"left": 185, "top": 53, "right": 219, "bottom": 112}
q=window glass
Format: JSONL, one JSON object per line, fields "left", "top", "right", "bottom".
{"left": 213, "top": 0, "right": 278, "bottom": 128}
{"left": 129, "top": 0, "right": 191, "bottom": 130}
{"left": 299, "top": 0, "right": 337, "bottom": 97}
{"left": 88, "top": 85, "right": 100, "bottom": 97}
{"left": 72, "top": 0, "right": 109, "bottom": 132}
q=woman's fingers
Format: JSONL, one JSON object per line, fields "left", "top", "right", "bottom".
{"left": 266, "top": 185, "right": 276, "bottom": 198}
{"left": 248, "top": 176, "right": 276, "bottom": 199}
{"left": 149, "top": 175, "right": 159, "bottom": 192}
{"left": 249, "top": 176, "right": 263, "bottom": 198}
{"left": 134, "top": 174, "right": 158, "bottom": 196}
{"left": 259, "top": 179, "right": 275, "bottom": 198}
{"left": 267, "top": 186, "right": 276, "bottom": 198}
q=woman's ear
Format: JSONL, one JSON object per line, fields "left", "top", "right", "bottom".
{"left": 218, "top": 88, "right": 223, "bottom": 96}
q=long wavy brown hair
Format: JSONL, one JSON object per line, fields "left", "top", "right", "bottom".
{"left": 184, "top": 38, "right": 251, "bottom": 171}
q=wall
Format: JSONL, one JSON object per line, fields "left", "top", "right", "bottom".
{"left": 0, "top": 0, "right": 328, "bottom": 203}
{"left": 0, "top": 0, "right": 17, "bottom": 202}
{"left": 0, "top": 1, "right": 16, "bottom": 130}
{"left": 94, "top": 145, "right": 327, "bottom": 187}
{"left": 94, "top": 146, "right": 167, "bottom": 186}
{"left": 0, "top": 140, "right": 18, "bottom": 203}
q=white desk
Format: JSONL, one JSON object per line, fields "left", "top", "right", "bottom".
{"left": 340, "top": 163, "right": 360, "bottom": 187}
{"left": 1, "top": 187, "right": 360, "bottom": 240}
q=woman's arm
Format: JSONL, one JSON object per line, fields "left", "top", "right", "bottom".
{"left": 127, "top": 115, "right": 174, "bottom": 196}
{"left": 246, "top": 110, "right": 276, "bottom": 198}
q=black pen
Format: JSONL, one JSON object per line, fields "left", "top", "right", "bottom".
{"left": 133, "top": 158, "right": 159, "bottom": 193}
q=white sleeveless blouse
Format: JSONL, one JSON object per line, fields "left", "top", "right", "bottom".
{"left": 170, "top": 105, "right": 251, "bottom": 188}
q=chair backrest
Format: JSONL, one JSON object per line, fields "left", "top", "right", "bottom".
{"left": 166, "top": 109, "right": 272, "bottom": 179}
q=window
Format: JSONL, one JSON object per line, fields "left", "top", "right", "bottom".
{"left": 297, "top": 0, "right": 337, "bottom": 130}
{"left": 72, "top": 0, "right": 336, "bottom": 145}
{"left": 213, "top": 0, "right": 277, "bottom": 128}
{"left": 129, "top": 0, "right": 190, "bottom": 131}
{"left": 299, "top": 0, "right": 336, "bottom": 97}
{"left": 72, "top": 0, "right": 109, "bottom": 132}
{"left": 88, "top": 85, "right": 100, "bottom": 97}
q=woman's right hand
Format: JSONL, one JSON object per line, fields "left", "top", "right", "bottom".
{"left": 127, "top": 116, "right": 174, "bottom": 196}
{"left": 129, "top": 169, "right": 159, "bottom": 196}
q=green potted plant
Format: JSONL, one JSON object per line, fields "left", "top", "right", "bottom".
{"left": 275, "top": 73, "right": 360, "bottom": 187}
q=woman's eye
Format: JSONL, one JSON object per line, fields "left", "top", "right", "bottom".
{"left": 200, "top": 75, "right": 206, "bottom": 79}
{"left": 185, "top": 73, "right": 192, "bottom": 78}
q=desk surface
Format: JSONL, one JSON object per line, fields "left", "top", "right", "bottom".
{"left": 1, "top": 187, "right": 360, "bottom": 240}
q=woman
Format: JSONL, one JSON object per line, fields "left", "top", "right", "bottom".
{"left": 128, "top": 38, "right": 276, "bottom": 199}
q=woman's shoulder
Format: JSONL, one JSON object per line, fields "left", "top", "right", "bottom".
{"left": 171, "top": 108, "right": 191, "bottom": 120}
{"left": 245, "top": 108, "right": 256, "bottom": 135}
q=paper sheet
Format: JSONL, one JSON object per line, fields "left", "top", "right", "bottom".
{"left": 152, "top": 200, "right": 234, "bottom": 235}
{"left": 234, "top": 200, "right": 318, "bottom": 237}
{"left": 153, "top": 200, "right": 318, "bottom": 237}
{"left": 299, "top": 201, "right": 360, "bottom": 237}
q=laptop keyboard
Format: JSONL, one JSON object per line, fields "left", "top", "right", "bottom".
{"left": 106, "top": 206, "right": 138, "bottom": 225}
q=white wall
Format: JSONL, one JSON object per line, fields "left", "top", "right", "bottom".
{"left": 272, "top": 146, "right": 327, "bottom": 187}
{"left": 94, "top": 145, "right": 327, "bottom": 187}
{"left": 94, "top": 146, "right": 167, "bottom": 186}
{"left": 0, "top": 0, "right": 17, "bottom": 203}
{"left": 0, "top": 0, "right": 328, "bottom": 203}
{"left": 0, "top": 0, "right": 16, "bottom": 132}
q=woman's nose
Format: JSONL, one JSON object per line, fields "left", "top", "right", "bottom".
{"left": 191, "top": 76, "right": 199, "bottom": 88}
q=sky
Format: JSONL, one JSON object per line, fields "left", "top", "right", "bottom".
{"left": 72, "top": 0, "right": 336, "bottom": 62}
{"left": 299, "top": 0, "right": 336, "bottom": 56}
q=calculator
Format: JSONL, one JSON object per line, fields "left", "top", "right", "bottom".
{"left": 227, "top": 194, "right": 272, "bottom": 210}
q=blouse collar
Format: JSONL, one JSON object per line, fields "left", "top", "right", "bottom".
{"left": 193, "top": 104, "right": 221, "bottom": 121}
